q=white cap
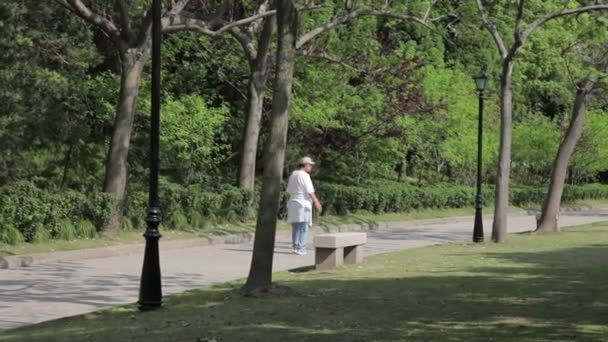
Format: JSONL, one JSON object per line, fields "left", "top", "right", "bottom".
{"left": 299, "top": 156, "right": 316, "bottom": 165}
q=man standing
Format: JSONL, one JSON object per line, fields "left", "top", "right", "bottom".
{"left": 287, "top": 157, "right": 322, "bottom": 255}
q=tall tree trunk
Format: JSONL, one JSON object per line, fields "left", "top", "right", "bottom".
{"left": 242, "top": 0, "right": 297, "bottom": 293}
{"left": 238, "top": 18, "right": 275, "bottom": 191}
{"left": 537, "top": 78, "right": 596, "bottom": 233}
{"left": 492, "top": 60, "right": 514, "bottom": 243}
{"left": 103, "top": 48, "right": 148, "bottom": 231}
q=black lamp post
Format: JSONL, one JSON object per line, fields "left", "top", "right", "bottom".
{"left": 472, "top": 69, "right": 488, "bottom": 243}
{"left": 138, "top": 0, "right": 162, "bottom": 310}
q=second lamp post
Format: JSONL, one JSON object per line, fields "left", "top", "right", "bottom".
{"left": 473, "top": 69, "right": 488, "bottom": 243}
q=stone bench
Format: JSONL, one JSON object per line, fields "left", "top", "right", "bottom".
{"left": 313, "top": 232, "right": 367, "bottom": 270}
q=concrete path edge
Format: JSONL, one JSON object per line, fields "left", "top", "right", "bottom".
{"left": 0, "top": 205, "right": 600, "bottom": 269}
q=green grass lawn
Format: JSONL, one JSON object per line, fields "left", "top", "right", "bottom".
{"left": 3, "top": 222, "right": 608, "bottom": 341}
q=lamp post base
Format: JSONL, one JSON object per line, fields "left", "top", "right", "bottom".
{"left": 473, "top": 206, "right": 484, "bottom": 243}
{"left": 138, "top": 208, "right": 162, "bottom": 311}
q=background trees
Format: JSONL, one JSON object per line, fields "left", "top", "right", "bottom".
{"left": 1, "top": 0, "right": 608, "bottom": 245}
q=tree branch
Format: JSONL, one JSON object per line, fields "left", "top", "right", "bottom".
{"left": 249, "top": 0, "right": 271, "bottom": 36}
{"left": 514, "top": 0, "right": 525, "bottom": 38}
{"left": 296, "top": 9, "right": 433, "bottom": 49}
{"left": 298, "top": 50, "right": 366, "bottom": 72}
{"left": 475, "top": 0, "right": 508, "bottom": 60}
{"left": 115, "top": 0, "right": 132, "bottom": 41}
{"left": 521, "top": 4, "right": 608, "bottom": 43}
{"left": 169, "top": 0, "right": 191, "bottom": 15}
{"left": 423, "top": 0, "right": 439, "bottom": 22}
{"left": 229, "top": 27, "right": 257, "bottom": 62}
{"left": 163, "top": 9, "right": 276, "bottom": 36}
{"left": 134, "top": 0, "right": 192, "bottom": 48}
{"left": 55, "top": 0, "right": 120, "bottom": 39}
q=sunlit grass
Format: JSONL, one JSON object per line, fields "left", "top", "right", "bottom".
{"left": 3, "top": 222, "right": 608, "bottom": 341}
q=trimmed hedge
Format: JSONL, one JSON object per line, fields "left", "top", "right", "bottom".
{"left": 316, "top": 183, "right": 491, "bottom": 215}
{"left": 3, "top": 180, "right": 608, "bottom": 245}
{"left": 123, "top": 183, "right": 255, "bottom": 231}
{"left": 315, "top": 182, "right": 608, "bottom": 216}
{"left": 0, "top": 181, "right": 114, "bottom": 244}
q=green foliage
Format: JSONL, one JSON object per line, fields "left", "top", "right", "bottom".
{"left": 166, "top": 210, "right": 190, "bottom": 230}
{"left": 76, "top": 220, "right": 97, "bottom": 239}
{"left": 572, "top": 110, "right": 608, "bottom": 181}
{"left": 512, "top": 113, "right": 561, "bottom": 184}
{"left": 1, "top": 225, "right": 24, "bottom": 245}
{"left": 189, "top": 211, "right": 207, "bottom": 229}
{"left": 3, "top": 0, "right": 608, "bottom": 247}
{"left": 0, "top": 181, "right": 114, "bottom": 242}
{"left": 159, "top": 95, "right": 230, "bottom": 185}
{"left": 121, "top": 217, "right": 135, "bottom": 231}
{"left": 55, "top": 219, "right": 76, "bottom": 241}
{"left": 31, "top": 223, "right": 51, "bottom": 243}
{"left": 123, "top": 183, "right": 255, "bottom": 230}
{"left": 317, "top": 182, "right": 484, "bottom": 215}
{"left": 316, "top": 181, "right": 608, "bottom": 216}
{"left": 510, "top": 184, "right": 608, "bottom": 206}
{"left": 124, "top": 191, "right": 148, "bottom": 230}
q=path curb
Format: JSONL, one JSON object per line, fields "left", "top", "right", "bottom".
{"left": 0, "top": 233, "right": 255, "bottom": 270}
{"left": 2, "top": 206, "right": 605, "bottom": 270}
{"left": 0, "top": 213, "right": 508, "bottom": 270}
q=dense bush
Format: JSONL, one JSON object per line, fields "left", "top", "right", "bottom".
{"left": 316, "top": 181, "right": 608, "bottom": 215}
{"left": 3, "top": 180, "right": 608, "bottom": 245}
{"left": 123, "top": 183, "right": 254, "bottom": 231}
{"left": 0, "top": 181, "right": 114, "bottom": 243}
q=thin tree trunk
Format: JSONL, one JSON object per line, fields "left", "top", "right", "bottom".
{"left": 103, "top": 48, "right": 148, "bottom": 232}
{"left": 537, "top": 78, "right": 596, "bottom": 233}
{"left": 492, "top": 60, "right": 514, "bottom": 243}
{"left": 242, "top": 0, "right": 297, "bottom": 293}
{"left": 397, "top": 160, "right": 406, "bottom": 181}
{"left": 61, "top": 143, "right": 74, "bottom": 189}
{"left": 238, "top": 18, "right": 275, "bottom": 191}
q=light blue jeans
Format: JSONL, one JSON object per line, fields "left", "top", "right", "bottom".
{"left": 291, "top": 222, "right": 309, "bottom": 250}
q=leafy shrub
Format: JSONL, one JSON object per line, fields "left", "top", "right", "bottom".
{"left": 4, "top": 180, "right": 608, "bottom": 244}
{"left": 31, "top": 223, "right": 51, "bottom": 243}
{"left": 76, "top": 220, "right": 97, "bottom": 239}
{"left": 55, "top": 219, "right": 76, "bottom": 240}
{"left": 1, "top": 225, "right": 24, "bottom": 245}
{"left": 124, "top": 191, "right": 147, "bottom": 229}
{"left": 85, "top": 192, "right": 115, "bottom": 228}
{"left": 189, "top": 211, "right": 206, "bottom": 229}
{"left": 166, "top": 210, "right": 189, "bottom": 230}
{"left": 0, "top": 181, "right": 115, "bottom": 242}
{"left": 316, "top": 181, "right": 608, "bottom": 215}
{"left": 121, "top": 217, "right": 135, "bottom": 231}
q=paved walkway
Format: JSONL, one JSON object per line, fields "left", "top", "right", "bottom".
{"left": 1, "top": 211, "right": 607, "bottom": 331}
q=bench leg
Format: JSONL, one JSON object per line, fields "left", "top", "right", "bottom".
{"left": 344, "top": 245, "right": 364, "bottom": 264}
{"left": 315, "top": 247, "right": 344, "bottom": 270}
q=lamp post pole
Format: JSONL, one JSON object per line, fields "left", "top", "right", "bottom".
{"left": 473, "top": 69, "right": 487, "bottom": 243}
{"left": 138, "top": 0, "right": 162, "bottom": 310}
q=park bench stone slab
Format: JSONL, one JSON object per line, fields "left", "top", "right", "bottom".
{"left": 314, "top": 232, "right": 366, "bottom": 270}
{"left": 313, "top": 232, "right": 367, "bottom": 248}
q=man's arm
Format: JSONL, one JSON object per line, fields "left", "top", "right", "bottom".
{"left": 309, "top": 192, "right": 322, "bottom": 214}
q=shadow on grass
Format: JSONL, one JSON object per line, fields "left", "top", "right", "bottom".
{"left": 288, "top": 265, "right": 315, "bottom": 273}
{"left": 3, "top": 244, "right": 608, "bottom": 342}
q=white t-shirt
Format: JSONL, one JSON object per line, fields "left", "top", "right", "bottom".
{"left": 287, "top": 170, "right": 315, "bottom": 225}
